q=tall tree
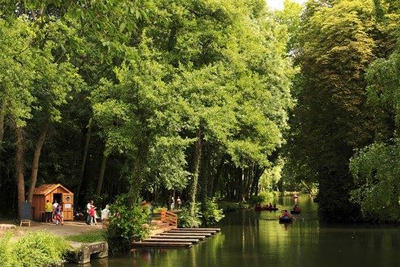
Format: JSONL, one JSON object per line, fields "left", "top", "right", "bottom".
{"left": 292, "top": 0, "right": 378, "bottom": 221}
{"left": 349, "top": 0, "right": 400, "bottom": 222}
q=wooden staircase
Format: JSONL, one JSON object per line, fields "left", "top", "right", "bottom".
{"left": 133, "top": 227, "right": 221, "bottom": 248}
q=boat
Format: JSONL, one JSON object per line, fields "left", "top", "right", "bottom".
{"left": 290, "top": 210, "right": 301, "bottom": 215}
{"left": 264, "top": 207, "right": 278, "bottom": 211}
{"left": 254, "top": 206, "right": 263, "bottom": 212}
{"left": 279, "top": 215, "right": 293, "bottom": 223}
{"left": 254, "top": 206, "right": 278, "bottom": 212}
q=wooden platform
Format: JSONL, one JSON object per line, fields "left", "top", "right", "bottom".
{"left": 143, "top": 238, "right": 200, "bottom": 243}
{"left": 132, "top": 227, "right": 221, "bottom": 248}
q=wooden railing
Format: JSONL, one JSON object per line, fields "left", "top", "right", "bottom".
{"left": 161, "top": 210, "right": 177, "bottom": 227}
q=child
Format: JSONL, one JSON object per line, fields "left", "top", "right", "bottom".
{"left": 89, "top": 205, "right": 97, "bottom": 225}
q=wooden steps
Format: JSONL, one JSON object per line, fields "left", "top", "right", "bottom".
{"left": 132, "top": 227, "right": 221, "bottom": 249}
{"left": 149, "top": 235, "right": 204, "bottom": 241}
{"left": 143, "top": 238, "right": 200, "bottom": 243}
{"left": 158, "top": 232, "right": 213, "bottom": 237}
{"left": 169, "top": 229, "right": 218, "bottom": 235}
{"left": 132, "top": 241, "right": 193, "bottom": 248}
{"left": 172, "top": 227, "right": 221, "bottom": 232}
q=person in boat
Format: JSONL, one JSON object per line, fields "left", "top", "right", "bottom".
{"left": 273, "top": 204, "right": 277, "bottom": 209}
{"left": 282, "top": 210, "right": 291, "bottom": 218}
{"left": 255, "top": 203, "right": 262, "bottom": 211}
{"left": 293, "top": 205, "right": 300, "bottom": 212}
{"left": 268, "top": 203, "right": 273, "bottom": 209}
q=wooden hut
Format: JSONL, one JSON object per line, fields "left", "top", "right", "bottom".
{"left": 32, "top": 184, "right": 74, "bottom": 221}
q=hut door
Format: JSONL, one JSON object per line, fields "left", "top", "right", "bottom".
{"left": 63, "top": 194, "right": 74, "bottom": 221}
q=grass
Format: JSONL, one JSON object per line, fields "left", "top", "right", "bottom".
{"left": 64, "top": 230, "right": 106, "bottom": 243}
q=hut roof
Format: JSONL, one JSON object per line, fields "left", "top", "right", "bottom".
{"left": 33, "top": 183, "right": 73, "bottom": 195}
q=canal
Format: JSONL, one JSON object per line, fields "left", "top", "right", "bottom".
{"left": 81, "top": 195, "right": 400, "bottom": 267}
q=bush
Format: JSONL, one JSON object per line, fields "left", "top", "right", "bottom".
{"left": 0, "top": 232, "right": 17, "bottom": 267}
{"left": 106, "top": 195, "right": 150, "bottom": 253}
{"left": 0, "top": 231, "right": 69, "bottom": 267}
{"left": 202, "top": 198, "right": 225, "bottom": 226}
{"left": 178, "top": 205, "right": 202, "bottom": 228}
{"left": 218, "top": 202, "right": 240, "bottom": 212}
{"left": 249, "top": 195, "right": 265, "bottom": 206}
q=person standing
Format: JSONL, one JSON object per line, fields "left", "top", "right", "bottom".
{"left": 170, "top": 196, "right": 175, "bottom": 210}
{"left": 89, "top": 203, "right": 97, "bottom": 225}
{"left": 101, "top": 205, "right": 110, "bottom": 229}
{"left": 45, "top": 200, "right": 53, "bottom": 223}
{"left": 86, "top": 200, "right": 93, "bottom": 225}
{"left": 52, "top": 200, "right": 59, "bottom": 222}
{"left": 59, "top": 202, "right": 64, "bottom": 225}
{"left": 177, "top": 197, "right": 182, "bottom": 209}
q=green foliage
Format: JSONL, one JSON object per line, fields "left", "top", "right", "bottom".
{"left": 106, "top": 195, "right": 150, "bottom": 252}
{"left": 259, "top": 159, "right": 284, "bottom": 192}
{"left": 349, "top": 0, "right": 400, "bottom": 222}
{"left": 0, "top": 0, "right": 293, "bottom": 217}
{"left": 274, "top": 0, "right": 303, "bottom": 53}
{"left": 288, "top": 0, "right": 380, "bottom": 221}
{"left": 201, "top": 198, "right": 225, "bottom": 226}
{"left": 258, "top": 191, "right": 278, "bottom": 203}
{"left": 0, "top": 231, "right": 69, "bottom": 267}
{"left": 249, "top": 195, "right": 265, "bottom": 205}
{"left": 178, "top": 205, "right": 202, "bottom": 228}
{"left": 217, "top": 202, "right": 243, "bottom": 212}
{"left": 0, "top": 232, "right": 17, "bottom": 267}
{"left": 350, "top": 141, "right": 400, "bottom": 222}
{"left": 152, "top": 206, "right": 167, "bottom": 213}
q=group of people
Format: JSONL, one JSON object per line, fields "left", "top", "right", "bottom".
{"left": 170, "top": 196, "right": 182, "bottom": 210}
{"left": 45, "top": 196, "right": 185, "bottom": 227}
{"left": 45, "top": 198, "right": 110, "bottom": 228}
{"left": 85, "top": 200, "right": 110, "bottom": 228}
{"left": 45, "top": 200, "right": 63, "bottom": 225}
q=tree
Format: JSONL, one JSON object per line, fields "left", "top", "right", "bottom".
{"left": 291, "top": 0, "right": 379, "bottom": 221}
{"left": 349, "top": 1, "right": 400, "bottom": 221}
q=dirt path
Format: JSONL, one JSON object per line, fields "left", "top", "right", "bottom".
{"left": 0, "top": 221, "right": 103, "bottom": 239}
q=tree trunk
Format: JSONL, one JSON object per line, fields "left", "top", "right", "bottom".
{"left": 129, "top": 140, "right": 149, "bottom": 204}
{"left": 244, "top": 165, "right": 254, "bottom": 201}
{"left": 76, "top": 120, "right": 92, "bottom": 205}
{"left": 209, "top": 157, "right": 225, "bottom": 198}
{"left": 96, "top": 153, "right": 107, "bottom": 196}
{"left": 15, "top": 125, "right": 26, "bottom": 218}
{"left": 199, "top": 143, "right": 209, "bottom": 207}
{"left": 190, "top": 127, "right": 203, "bottom": 217}
{"left": 239, "top": 168, "right": 245, "bottom": 202}
{"left": 0, "top": 102, "right": 5, "bottom": 211}
{"left": 27, "top": 122, "right": 49, "bottom": 202}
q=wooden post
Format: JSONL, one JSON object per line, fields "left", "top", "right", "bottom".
{"left": 161, "top": 209, "right": 166, "bottom": 222}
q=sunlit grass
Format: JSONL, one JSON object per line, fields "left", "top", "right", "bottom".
{"left": 64, "top": 230, "right": 106, "bottom": 243}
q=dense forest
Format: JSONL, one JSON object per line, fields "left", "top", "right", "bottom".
{"left": 0, "top": 0, "right": 400, "bottom": 223}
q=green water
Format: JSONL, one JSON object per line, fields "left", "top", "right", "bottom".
{"left": 81, "top": 195, "right": 400, "bottom": 267}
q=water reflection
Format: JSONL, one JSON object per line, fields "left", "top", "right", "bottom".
{"left": 76, "top": 195, "right": 400, "bottom": 267}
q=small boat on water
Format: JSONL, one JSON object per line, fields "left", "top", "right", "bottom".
{"left": 290, "top": 204, "right": 301, "bottom": 214}
{"left": 264, "top": 207, "right": 278, "bottom": 211}
{"left": 254, "top": 206, "right": 278, "bottom": 212}
{"left": 279, "top": 215, "right": 293, "bottom": 223}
